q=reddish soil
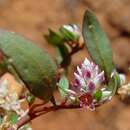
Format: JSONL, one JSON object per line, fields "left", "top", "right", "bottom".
{"left": 0, "top": 0, "right": 130, "bottom": 130}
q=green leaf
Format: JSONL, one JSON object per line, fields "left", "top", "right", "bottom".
{"left": 0, "top": 29, "right": 58, "bottom": 102}
{"left": 10, "top": 113, "right": 18, "bottom": 124}
{"left": 94, "top": 90, "right": 102, "bottom": 101}
{"left": 58, "top": 75, "right": 69, "bottom": 97}
{"left": 82, "top": 10, "right": 115, "bottom": 80}
{"left": 44, "top": 29, "right": 64, "bottom": 46}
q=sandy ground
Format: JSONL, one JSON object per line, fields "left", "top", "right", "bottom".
{"left": 0, "top": 0, "right": 130, "bottom": 130}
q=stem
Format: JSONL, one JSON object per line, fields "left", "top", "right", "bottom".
{"left": 17, "top": 115, "right": 31, "bottom": 129}
{"left": 7, "top": 97, "right": 110, "bottom": 130}
{"left": 7, "top": 104, "right": 81, "bottom": 130}
{"left": 67, "top": 41, "right": 84, "bottom": 56}
{"left": 59, "top": 40, "right": 84, "bottom": 70}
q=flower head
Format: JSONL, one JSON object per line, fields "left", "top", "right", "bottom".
{"left": 67, "top": 58, "right": 105, "bottom": 111}
{"left": 74, "top": 58, "right": 104, "bottom": 92}
{"left": 0, "top": 80, "right": 24, "bottom": 116}
{"left": 0, "top": 78, "right": 32, "bottom": 130}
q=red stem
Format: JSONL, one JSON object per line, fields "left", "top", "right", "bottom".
{"left": 7, "top": 104, "right": 81, "bottom": 130}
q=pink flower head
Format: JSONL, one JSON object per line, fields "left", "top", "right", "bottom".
{"left": 68, "top": 58, "right": 105, "bottom": 111}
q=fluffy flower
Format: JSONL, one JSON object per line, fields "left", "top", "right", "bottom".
{"left": 67, "top": 58, "right": 105, "bottom": 111}
{"left": 0, "top": 79, "right": 32, "bottom": 130}
{"left": 0, "top": 80, "right": 24, "bottom": 116}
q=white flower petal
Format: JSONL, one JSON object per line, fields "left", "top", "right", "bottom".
{"left": 74, "top": 72, "right": 81, "bottom": 81}
{"left": 74, "top": 72, "right": 86, "bottom": 87}
{"left": 77, "top": 66, "right": 82, "bottom": 76}
{"left": 84, "top": 58, "right": 90, "bottom": 66}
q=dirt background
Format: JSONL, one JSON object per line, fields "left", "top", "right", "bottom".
{"left": 0, "top": 0, "right": 130, "bottom": 130}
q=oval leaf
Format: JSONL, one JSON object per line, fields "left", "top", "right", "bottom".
{"left": 82, "top": 10, "right": 115, "bottom": 80}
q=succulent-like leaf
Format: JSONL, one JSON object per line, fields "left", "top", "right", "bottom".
{"left": 58, "top": 75, "right": 69, "bottom": 97}
{"left": 44, "top": 29, "right": 63, "bottom": 46}
{"left": 82, "top": 10, "right": 114, "bottom": 80}
{"left": 0, "top": 29, "right": 58, "bottom": 102}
